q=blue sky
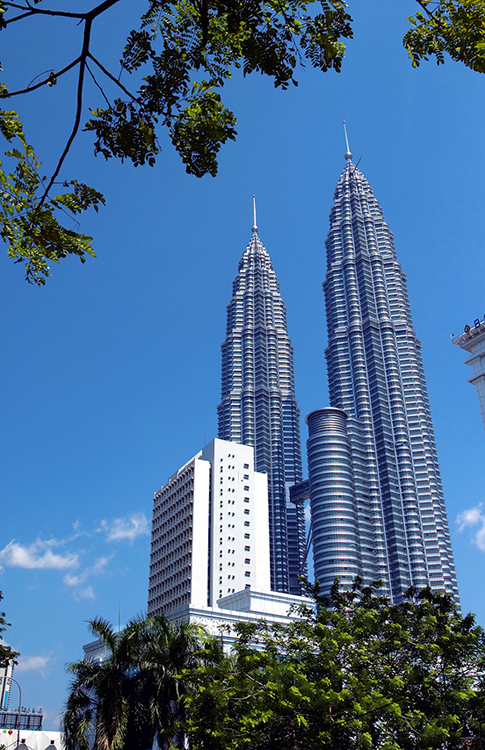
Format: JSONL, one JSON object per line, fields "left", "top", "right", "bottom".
{"left": 2, "top": 0, "right": 485, "bottom": 728}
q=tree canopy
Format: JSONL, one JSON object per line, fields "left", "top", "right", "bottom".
{"left": 180, "top": 581, "right": 485, "bottom": 750}
{"left": 0, "top": 591, "right": 19, "bottom": 668}
{"left": 64, "top": 583, "right": 485, "bottom": 750}
{"left": 1, "top": 0, "right": 484, "bottom": 284}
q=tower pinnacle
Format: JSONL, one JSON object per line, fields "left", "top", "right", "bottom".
{"left": 252, "top": 195, "right": 258, "bottom": 234}
{"left": 343, "top": 120, "right": 353, "bottom": 161}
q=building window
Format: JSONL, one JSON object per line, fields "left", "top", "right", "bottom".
{"left": 244, "top": 533, "right": 250, "bottom": 539}
{"left": 244, "top": 558, "right": 250, "bottom": 564}
{"left": 244, "top": 509, "right": 250, "bottom": 515}
{"left": 244, "top": 545, "right": 250, "bottom": 551}
{"left": 245, "top": 571, "right": 250, "bottom": 577}
{"left": 244, "top": 464, "right": 249, "bottom": 469}
{"left": 244, "top": 486, "right": 249, "bottom": 491}
{"left": 244, "top": 474, "right": 249, "bottom": 480}
{"left": 244, "top": 497, "right": 250, "bottom": 503}
{"left": 244, "top": 521, "right": 250, "bottom": 527}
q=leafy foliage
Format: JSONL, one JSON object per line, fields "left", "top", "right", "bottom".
{"left": 0, "top": 0, "right": 352, "bottom": 281}
{"left": 0, "top": 591, "right": 19, "bottom": 668}
{"left": 85, "top": 0, "right": 352, "bottom": 175}
{"left": 405, "top": 0, "right": 485, "bottom": 71}
{"left": 0, "top": 107, "right": 104, "bottom": 285}
{"left": 62, "top": 614, "right": 217, "bottom": 750}
{"left": 0, "top": 0, "right": 485, "bottom": 281}
{"left": 181, "top": 581, "right": 485, "bottom": 750}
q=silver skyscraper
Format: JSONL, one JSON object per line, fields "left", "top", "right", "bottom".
{"left": 217, "top": 208, "right": 305, "bottom": 594}
{"left": 308, "top": 142, "right": 459, "bottom": 603}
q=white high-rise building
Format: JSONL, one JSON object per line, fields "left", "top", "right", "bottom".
{"left": 0, "top": 663, "right": 13, "bottom": 710}
{"left": 148, "top": 439, "right": 270, "bottom": 615}
{"left": 452, "top": 316, "right": 485, "bottom": 432}
{"left": 148, "top": 438, "right": 310, "bottom": 633}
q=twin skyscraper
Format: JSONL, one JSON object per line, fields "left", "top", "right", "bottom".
{"left": 148, "top": 142, "right": 459, "bottom": 619}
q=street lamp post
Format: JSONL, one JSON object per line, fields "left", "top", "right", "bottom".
{"left": 10, "top": 677, "right": 21, "bottom": 750}
{"left": 0, "top": 675, "right": 21, "bottom": 750}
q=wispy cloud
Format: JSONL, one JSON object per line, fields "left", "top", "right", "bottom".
{"left": 0, "top": 540, "right": 79, "bottom": 570}
{"left": 63, "top": 555, "right": 114, "bottom": 600}
{"left": 456, "top": 504, "right": 485, "bottom": 551}
{"left": 74, "top": 586, "right": 95, "bottom": 601}
{"left": 0, "top": 510, "right": 147, "bottom": 599}
{"left": 101, "top": 513, "right": 149, "bottom": 544}
{"left": 16, "top": 654, "right": 51, "bottom": 672}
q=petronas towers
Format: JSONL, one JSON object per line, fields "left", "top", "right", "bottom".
{"left": 313, "top": 148, "right": 459, "bottom": 603}
{"left": 217, "top": 145, "right": 459, "bottom": 604}
{"left": 217, "top": 210, "right": 306, "bottom": 594}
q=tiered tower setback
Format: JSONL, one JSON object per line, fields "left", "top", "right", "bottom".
{"left": 217, "top": 211, "right": 305, "bottom": 594}
{"left": 313, "top": 145, "right": 459, "bottom": 604}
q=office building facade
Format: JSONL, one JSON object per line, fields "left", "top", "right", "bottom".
{"left": 312, "top": 149, "right": 459, "bottom": 603}
{"left": 147, "top": 438, "right": 311, "bottom": 634}
{"left": 217, "top": 216, "right": 306, "bottom": 594}
{"left": 148, "top": 439, "right": 270, "bottom": 615}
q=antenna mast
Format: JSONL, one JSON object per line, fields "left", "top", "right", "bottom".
{"left": 343, "top": 120, "right": 353, "bottom": 161}
{"left": 252, "top": 195, "right": 258, "bottom": 233}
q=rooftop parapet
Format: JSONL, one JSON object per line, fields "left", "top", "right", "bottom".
{"left": 452, "top": 315, "right": 485, "bottom": 349}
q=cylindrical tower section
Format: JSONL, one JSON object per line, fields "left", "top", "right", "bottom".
{"left": 306, "top": 407, "right": 361, "bottom": 594}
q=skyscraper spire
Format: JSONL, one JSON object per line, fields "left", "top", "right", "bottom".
{"left": 309, "top": 154, "right": 459, "bottom": 604}
{"left": 252, "top": 195, "right": 258, "bottom": 234}
{"left": 218, "top": 223, "right": 306, "bottom": 594}
{"left": 343, "top": 120, "right": 353, "bottom": 161}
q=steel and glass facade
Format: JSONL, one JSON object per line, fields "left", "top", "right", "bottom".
{"left": 313, "top": 155, "right": 459, "bottom": 603}
{"left": 217, "top": 225, "right": 305, "bottom": 594}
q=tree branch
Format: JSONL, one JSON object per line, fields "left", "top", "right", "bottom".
{"left": 2, "top": 0, "right": 124, "bottom": 23}
{"left": 2, "top": 58, "right": 81, "bottom": 97}
{"left": 39, "top": 17, "right": 93, "bottom": 204}
{"left": 2, "top": 1, "right": 86, "bottom": 22}
{"left": 86, "top": 60, "right": 111, "bottom": 107}
{"left": 87, "top": 52, "right": 137, "bottom": 101}
{"left": 414, "top": 0, "right": 436, "bottom": 19}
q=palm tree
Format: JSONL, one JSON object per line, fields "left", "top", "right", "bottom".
{"left": 62, "top": 614, "right": 208, "bottom": 750}
{"left": 125, "top": 616, "right": 207, "bottom": 750}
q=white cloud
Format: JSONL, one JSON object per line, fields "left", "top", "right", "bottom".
{"left": 74, "top": 586, "right": 95, "bottom": 601}
{"left": 101, "top": 513, "right": 149, "bottom": 544}
{"left": 456, "top": 504, "right": 485, "bottom": 551}
{"left": 0, "top": 540, "right": 79, "bottom": 570}
{"left": 304, "top": 503, "right": 312, "bottom": 523}
{"left": 16, "top": 655, "right": 50, "bottom": 672}
{"left": 457, "top": 504, "right": 483, "bottom": 531}
{"left": 63, "top": 554, "right": 114, "bottom": 600}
